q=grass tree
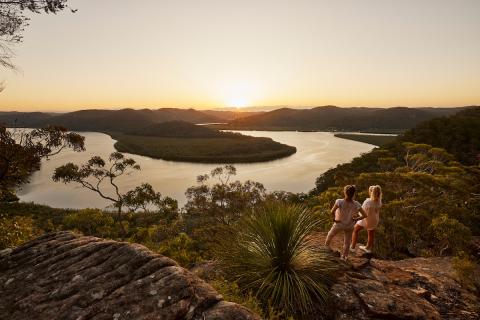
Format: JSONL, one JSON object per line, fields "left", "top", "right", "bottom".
{"left": 53, "top": 152, "right": 176, "bottom": 238}
{"left": 219, "top": 202, "right": 337, "bottom": 316}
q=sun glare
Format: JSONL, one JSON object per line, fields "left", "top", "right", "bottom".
{"left": 227, "top": 98, "right": 249, "bottom": 109}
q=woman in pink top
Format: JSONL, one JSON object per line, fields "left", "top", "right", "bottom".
{"left": 351, "top": 185, "right": 382, "bottom": 253}
{"left": 325, "top": 185, "right": 367, "bottom": 260}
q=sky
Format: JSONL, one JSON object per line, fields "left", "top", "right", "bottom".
{"left": 0, "top": 0, "right": 479, "bottom": 112}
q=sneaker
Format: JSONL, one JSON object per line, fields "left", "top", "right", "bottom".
{"left": 349, "top": 246, "right": 356, "bottom": 253}
{"left": 359, "top": 245, "right": 372, "bottom": 253}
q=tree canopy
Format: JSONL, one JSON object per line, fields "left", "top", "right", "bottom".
{"left": 0, "top": 125, "right": 85, "bottom": 201}
{"left": 1, "top": 0, "right": 70, "bottom": 69}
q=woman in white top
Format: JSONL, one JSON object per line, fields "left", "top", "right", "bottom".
{"left": 325, "top": 185, "right": 367, "bottom": 260}
{"left": 350, "top": 185, "right": 382, "bottom": 253}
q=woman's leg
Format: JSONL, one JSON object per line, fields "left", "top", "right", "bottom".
{"left": 366, "top": 229, "right": 375, "bottom": 249}
{"left": 351, "top": 224, "right": 363, "bottom": 249}
{"left": 343, "top": 228, "right": 353, "bottom": 258}
{"left": 325, "top": 223, "right": 341, "bottom": 247}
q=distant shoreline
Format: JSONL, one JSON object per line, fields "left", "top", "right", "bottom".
{"left": 207, "top": 124, "right": 404, "bottom": 135}
{"left": 333, "top": 133, "right": 397, "bottom": 146}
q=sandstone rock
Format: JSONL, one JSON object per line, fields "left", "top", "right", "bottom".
{"left": 330, "top": 257, "right": 480, "bottom": 320}
{"left": 0, "top": 231, "right": 259, "bottom": 320}
{"left": 312, "top": 231, "right": 479, "bottom": 320}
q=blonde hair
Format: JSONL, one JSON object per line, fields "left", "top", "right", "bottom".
{"left": 369, "top": 185, "right": 382, "bottom": 201}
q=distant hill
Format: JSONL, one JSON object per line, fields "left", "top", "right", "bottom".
{"left": 1, "top": 106, "right": 469, "bottom": 133}
{"left": 132, "top": 120, "right": 235, "bottom": 138}
{"left": 226, "top": 106, "right": 465, "bottom": 132}
{"left": 0, "top": 112, "right": 54, "bottom": 127}
{"left": 31, "top": 108, "right": 221, "bottom": 132}
{"left": 201, "top": 110, "right": 263, "bottom": 121}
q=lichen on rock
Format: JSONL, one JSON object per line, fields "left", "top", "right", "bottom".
{"left": 0, "top": 231, "right": 259, "bottom": 320}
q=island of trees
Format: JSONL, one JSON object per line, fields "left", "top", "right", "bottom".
{"left": 111, "top": 121, "right": 296, "bottom": 163}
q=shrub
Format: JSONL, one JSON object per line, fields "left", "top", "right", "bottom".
{"left": 219, "top": 202, "right": 337, "bottom": 315}
{"left": 452, "top": 253, "right": 480, "bottom": 290}
{"left": 63, "top": 209, "right": 115, "bottom": 238}
{"left": 0, "top": 214, "right": 36, "bottom": 249}
{"left": 158, "top": 233, "right": 202, "bottom": 267}
{"left": 430, "top": 214, "right": 471, "bottom": 256}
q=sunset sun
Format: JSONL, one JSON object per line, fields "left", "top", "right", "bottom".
{"left": 227, "top": 97, "right": 249, "bottom": 109}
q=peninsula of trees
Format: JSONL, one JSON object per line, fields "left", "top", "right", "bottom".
{"left": 111, "top": 121, "right": 297, "bottom": 163}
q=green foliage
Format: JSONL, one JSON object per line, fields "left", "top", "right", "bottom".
{"left": 53, "top": 152, "right": 177, "bottom": 237}
{"left": 452, "top": 253, "right": 480, "bottom": 290}
{"left": 158, "top": 233, "right": 202, "bottom": 267}
{"left": 430, "top": 215, "right": 471, "bottom": 256}
{"left": 402, "top": 107, "right": 480, "bottom": 165}
{"left": 219, "top": 202, "right": 337, "bottom": 315}
{"left": 0, "top": 214, "right": 36, "bottom": 249}
{"left": 63, "top": 209, "right": 116, "bottom": 238}
{"left": 209, "top": 278, "right": 286, "bottom": 319}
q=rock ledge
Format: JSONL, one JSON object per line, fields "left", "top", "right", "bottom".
{"left": 0, "top": 232, "right": 259, "bottom": 320}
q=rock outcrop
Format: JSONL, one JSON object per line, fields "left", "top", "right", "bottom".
{"left": 316, "top": 232, "right": 480, "bottom": 320}
{"left": 0, "top": 232, "right": 259, "bottom": 320}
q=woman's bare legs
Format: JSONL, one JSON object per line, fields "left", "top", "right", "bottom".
{"left": 366, "top": 229, "right": 375, "bottom": 249}
{"left": 351, "top": 224, "right": 363, "bottom": 249}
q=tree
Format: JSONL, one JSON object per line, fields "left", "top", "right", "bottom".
{"left": 1, "top": 0, "right": 71, "bottom": 69}
{"left": 0, "top": 125, "right": 85, "bottom": 201}
{"left": 53, "top": 152, "right": 177, "bottom": 238}
{"left": 185, "top": 165, "right": 266, "bottom": 226}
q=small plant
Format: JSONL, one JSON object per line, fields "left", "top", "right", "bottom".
{"left": 452, "top": 252, "right": 480, "bottom": 290}
{"left": 0, "top": 214, "right": 37, "bottom": 249}
{"left": 219, "top": 202, "right": 337, "bottom": 315}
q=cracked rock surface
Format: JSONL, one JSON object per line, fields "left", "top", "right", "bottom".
{"left": 0, "top": 232, "right": 259, "bottom": 320}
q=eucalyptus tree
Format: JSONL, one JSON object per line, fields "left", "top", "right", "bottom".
{"left": 1, "top": 0, "right": 72, "bottom": 69}
{"left": 0, "top": 125, "right": 85, "bottom": 202}
{"left": 53, "top": 152, "right": 177, "bottom": 238}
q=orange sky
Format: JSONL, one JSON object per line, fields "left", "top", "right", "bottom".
{"left": 1, "top": 0, "right": 479, "bottom": 111}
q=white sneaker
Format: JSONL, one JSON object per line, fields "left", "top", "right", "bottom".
{"left": 359, "top": 245, "right": 372, "bottom": 253}
{"left": 349, "top": 246, "right": 356, "bottom": 253}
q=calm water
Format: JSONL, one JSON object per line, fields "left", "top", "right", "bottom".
{"left": 17, "top": 131, "right": 374, "bottom": 208}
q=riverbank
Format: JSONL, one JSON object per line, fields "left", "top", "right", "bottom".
{"left": 333, "top": 133, "right": 397, "bottom": 146}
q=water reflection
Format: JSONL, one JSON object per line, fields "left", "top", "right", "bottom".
{"left": 18, "top": 131, "right": 374, "bottom": 208}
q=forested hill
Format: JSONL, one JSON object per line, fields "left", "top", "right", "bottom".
{"left": 0, "top": 108, "right": 221, "bottom": 132}
{"left": 401, "top": 107, "right": 480, "bottom": 165}
{"left": 226, "top": 106, "right": 467, "bottom": 132}
{"left": 1, "top": 106, "right": 472, "bottom": 133}
{"left": 311, "top": 106, "right": 480, "bottom": 195}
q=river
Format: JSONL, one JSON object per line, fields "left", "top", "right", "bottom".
{"left": 17, "top": 131, "right": 375, "bottom": 208}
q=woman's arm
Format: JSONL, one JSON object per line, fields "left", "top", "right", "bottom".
{"left": 354, "top": 207, "right": 368, "bottom": 221}
{"left": 330, "top": 204, "right": 339, "bottom": 222}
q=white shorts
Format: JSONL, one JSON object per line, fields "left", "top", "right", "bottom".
{"left": 356, "top": 219, "right": 377, "bottom": 230}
